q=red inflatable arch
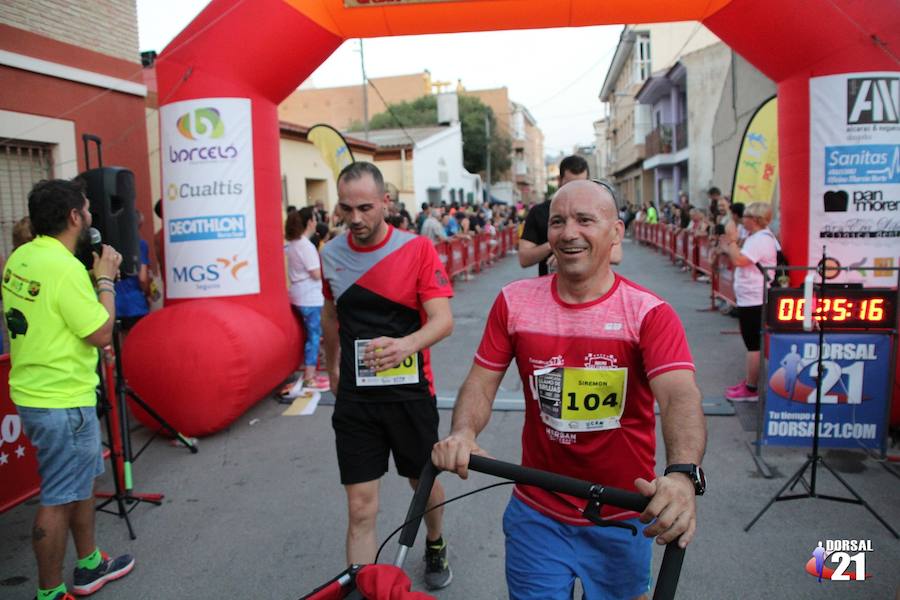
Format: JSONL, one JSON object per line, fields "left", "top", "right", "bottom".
{"left": 124, "top": 0, "right": 900, "bottom": 436}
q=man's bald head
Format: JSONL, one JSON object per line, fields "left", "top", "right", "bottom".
{"left": 551, "top": 180, "right": 618, "bottom": 220}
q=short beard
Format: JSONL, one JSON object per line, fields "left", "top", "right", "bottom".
{"left": 75, "top": 224, "right": 91, "bottom": 256}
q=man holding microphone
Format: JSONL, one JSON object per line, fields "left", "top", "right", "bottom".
{"left": 3, "top": 179, "right": 134, "bottom": 599}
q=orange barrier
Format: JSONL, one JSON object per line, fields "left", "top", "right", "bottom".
{"left": 675, "top": 230, "right": 689, "bottom": 264}
{"left": 432, "top": 228, "right": 518, "bottom": 285}
{"left": 713, "top": 253, "right": 737, "bottom": 307}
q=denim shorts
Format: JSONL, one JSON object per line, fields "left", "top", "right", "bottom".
{"left": 503, "top": 495, "right": 652, "bottom": 600}
{"left": 17, "top": 405, "right": 104, "bottom": 506}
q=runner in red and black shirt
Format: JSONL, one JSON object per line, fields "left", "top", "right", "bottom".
{"left": 433, "top": 179, "right": 707, "bottom": 599}
{"left": 321, "top": 162, "right": 454, "bottom": 590}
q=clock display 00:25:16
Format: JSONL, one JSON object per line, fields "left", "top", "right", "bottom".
{"left": 776, "top": 297, "right": 886, "bottom": 322}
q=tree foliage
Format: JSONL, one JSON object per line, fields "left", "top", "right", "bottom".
{"left": 357, "top": 94, "right": 512, "bottom": 181}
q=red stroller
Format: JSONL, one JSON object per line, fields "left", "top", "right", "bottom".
{"left": 300, "top": 456, "right": 686, "bottom": 600}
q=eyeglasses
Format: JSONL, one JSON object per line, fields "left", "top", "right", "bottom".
{"left": 591, "top": 178, "right": 618, "bottom": 202}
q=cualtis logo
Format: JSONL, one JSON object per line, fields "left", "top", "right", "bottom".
{"left": 176, "top": 107, "right": 225, "bottom": 140}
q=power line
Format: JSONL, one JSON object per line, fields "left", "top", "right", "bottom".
{"left": 366, "top": 79, "right": 417, "bottom": 146}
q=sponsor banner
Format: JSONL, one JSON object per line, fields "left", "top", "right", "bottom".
{"left": 345, "top": 0, "right": 461, "bottom": 6}
{"left": 763, "top": 332, "right": 890, "bottom": 449}
{"left": 161, "top": 98, "right": 258, "bottom": 297}
{"left": 732, "top": 96, "right": 778, "bottom": 205}
{"left": 307, "top": 124, "right": 355, "bottom": 180}
{"left": 809, "top": 73, "right": 899, "bottom": 286}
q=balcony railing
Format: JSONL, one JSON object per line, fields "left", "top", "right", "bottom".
{"left": 644, "top": 126, "right": 671, "bottom": 157}
{"left": 644, "top": 122, "right": 688, "bottom": 157}
{"left": 675, "top": 122, "right": 688, "bottom": 150}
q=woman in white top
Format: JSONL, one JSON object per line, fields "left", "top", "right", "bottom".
{"left": 717, "top": 202, "right": 779, "bottom": 401}
{"left": 285, "top": 207, "right": 328, "bottom": 391}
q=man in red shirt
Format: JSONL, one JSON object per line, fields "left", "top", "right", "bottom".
{"left": 321, "top": 162, "right": 454, "bottom": 590}
{"left": 433, "top": 179, "right": 707, "bottom": 599}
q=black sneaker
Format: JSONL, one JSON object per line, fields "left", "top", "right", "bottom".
{"left": 423, "top": 539, "right": 453, "bottom": 590}
{"left": 72, "top": 552, "right": 134, "bottom": 596}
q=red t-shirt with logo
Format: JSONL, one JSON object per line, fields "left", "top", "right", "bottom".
{"left": 475, "top": 274, "right": 694, "bottom": 523}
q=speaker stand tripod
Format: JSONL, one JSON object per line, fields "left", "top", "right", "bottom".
{"left": 95, "top": 322, "right": 197, "bottom": 539}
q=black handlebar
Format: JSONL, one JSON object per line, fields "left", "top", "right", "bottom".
{"left": 400, "top": 455, "right": 686, "bottom": 600}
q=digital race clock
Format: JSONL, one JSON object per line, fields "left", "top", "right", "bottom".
{"left": 766, "top": 287, "right": 897, "bottom": 331}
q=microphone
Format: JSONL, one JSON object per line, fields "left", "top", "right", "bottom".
{"left": 803, "top": 272, "right": 815, "bottom": 331}
{"left": 89, "top": 227, "right": 103, "bottom": 256}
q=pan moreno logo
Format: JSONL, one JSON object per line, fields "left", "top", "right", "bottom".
{"left": 168, "top": 106, "right": 238, "bottom": 164}
{"left": 177, "top": 107, "right": 224, "bottom": 140}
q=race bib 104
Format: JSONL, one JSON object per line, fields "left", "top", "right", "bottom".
{"left": 354, "top": 339, "right": 419, "bottom": 386}
{"left": 533, "top": 366, "right": 627, "bottom": 432}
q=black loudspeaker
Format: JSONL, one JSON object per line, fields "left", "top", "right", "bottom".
{"left": 80, "top": 167, "right": 140, "bottom": 276}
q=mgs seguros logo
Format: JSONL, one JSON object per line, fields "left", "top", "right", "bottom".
{"left": 169, "top": 106, "right": 238, "bottom": 164}
{"left": 846, "top": 77, "right": 899, "bottom": 125}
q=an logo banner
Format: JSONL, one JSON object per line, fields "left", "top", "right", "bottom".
{"left": 732, "top": 96, "right": 778, "bottom": 205}
{"left": 763, "top": 332, "right": 891, "bottom": 449}
{"left": 161, "top": 98, "right": 259, "bottom": 298}
{"left": 809, "top": 72, "right": 899, "bottom": 286}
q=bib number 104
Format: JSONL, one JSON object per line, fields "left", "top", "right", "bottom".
{"left": 566, "top": 392, "right": 618, "bottom": 411}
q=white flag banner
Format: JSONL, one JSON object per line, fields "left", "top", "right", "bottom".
{"left": 809, "top": 72, "right": 900, "bottom": 286}
{"left": 161, "top": 98, "right": 259, "bottom": 298}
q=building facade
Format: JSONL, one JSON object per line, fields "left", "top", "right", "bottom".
{"left": 279, "top": 123, "right": 375, "bottom": 212}
{"left": 0, "top": 1, "right": 152, "bottom": 259}
{"left": 599, "top": 23, "right": 721, "bottom": 210}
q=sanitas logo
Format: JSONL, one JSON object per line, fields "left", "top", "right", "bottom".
{"left": 825, "top": 145, "right": 900, "bottom": 185}
{"left": 172, "top": 255, "right": 249, "bottom": 289}
{"left": 847, "top": 77, "right": 899, "bottom": 125}
{"left": 167, "top": 180, "right": 243, "bottom": 201}
{"left": 823, "top": 189, "right": 898, "bottom": 213}
{"left": 176, "top": 107, "right": 225, "bottom": 140}
{"left": 169, "top": 215, "right": 246, "bottom": 243}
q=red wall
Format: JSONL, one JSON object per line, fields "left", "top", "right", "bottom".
{"left": 0, "top": 24, "right": 153, "bottom": 245}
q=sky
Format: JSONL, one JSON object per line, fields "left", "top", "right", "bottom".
{"left": 137, "top": 0, "right": 622, "bottom": 158}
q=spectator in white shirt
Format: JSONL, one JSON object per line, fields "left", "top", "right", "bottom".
{"left": 285, "top": 207, "right": 329, "bottom": 392}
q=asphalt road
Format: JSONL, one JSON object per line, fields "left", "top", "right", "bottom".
{"left": 1, "top": 239, "right": 898, "bottom": 600}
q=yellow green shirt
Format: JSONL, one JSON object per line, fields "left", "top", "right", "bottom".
{"left": 2, "top": 236, "right": 109, "bottom": 408}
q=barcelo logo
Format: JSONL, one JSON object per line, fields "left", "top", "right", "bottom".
{"left": 177, "top": 107, "right": 225, "bottom": 140}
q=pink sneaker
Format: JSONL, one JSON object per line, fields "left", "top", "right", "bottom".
{"left": 725, "top": 382, "right": 758, "bottom": 401}
{"left": 304, "top": 375, "right": 330, "bottom": 391}
{"left": 726, "top": 380, "right": 746, "bottom": 394}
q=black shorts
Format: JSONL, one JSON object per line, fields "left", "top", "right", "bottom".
{"left": 332, "top": 398, "right": 439, "bottom": 485}
{"left": 737, "top": 305, "right": 763, "bottom": 351}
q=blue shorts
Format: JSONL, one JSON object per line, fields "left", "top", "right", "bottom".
{"left": 294, "top": 305, "right": 322, "bottom": 367}
{"left": 17, "top": 406, "right": 104, "bottom": 506}
{"left": 503, "top": 495, "right": 652, "bottom": 600}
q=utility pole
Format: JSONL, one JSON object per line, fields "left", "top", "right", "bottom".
{"left": 360, "top": 39, "right": 369, "bottom": 141}
{"left": 484, "top": 112, "right": 491, "bottom": 203}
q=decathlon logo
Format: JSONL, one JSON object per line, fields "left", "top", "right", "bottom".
{"left": 177, "top": 107, "right": 225, "bottom": 140}
{"left": 806, "top": 540, "right": 873, "bottom": 581}
{"left": 847, "top": 77, "right": 899, "bottom": 125}
{"left": 169, "top": 215, "right": 246, "bottom": 243}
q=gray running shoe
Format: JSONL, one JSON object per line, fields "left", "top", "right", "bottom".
{"left": 423, "top": 539, "right": 453, "bottom": 590}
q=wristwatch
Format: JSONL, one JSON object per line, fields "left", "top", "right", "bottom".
{"left": 664, "top": 464, "right": 706, "bottom": 496}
